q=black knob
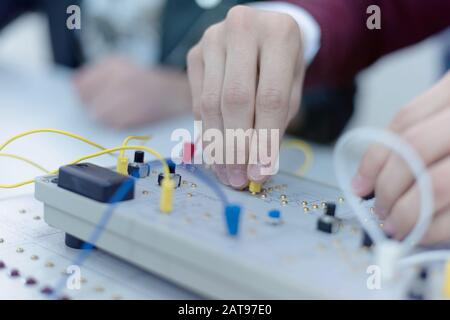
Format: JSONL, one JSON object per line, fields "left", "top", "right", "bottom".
{"left": 134, "top": 151, "right": 145, "bottom": 163}
{"left": 418, "top": 267, "right": 428, "bottom": 280}
{"left": 325, "top": 202, "right": 336, "bottom": 217}
{"left": 317, "top": 215, "right": 338, "bottom": 234}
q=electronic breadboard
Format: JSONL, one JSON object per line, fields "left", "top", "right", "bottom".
{"left": 34, "top": 165, "right": 448, "bottom": 299}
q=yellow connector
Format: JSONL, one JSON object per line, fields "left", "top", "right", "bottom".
{"left": 444, "top": 260, "right": 450, "bottom": 299}
{"left": 116, "top": 156, "right": 129, "bottom": 175}
{"left": 160, "top": 178, "right": 175, "bottom": 213}
{"left": 116, "top": 135, "right": 151, "bottom": 175}
{"left": 249, "top": 181, "right": 262, "bottom": 194}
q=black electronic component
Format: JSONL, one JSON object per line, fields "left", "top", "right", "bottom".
{"left": 134, "top": 151, "right": 145, "bottom": 163}
{"left": 362, "top": 191, "right": 375, "bottom": 201}
{"left": 419, "top": 267, "right": 429, "bottom": 280}
{"left": 58, "top": 163, "right": 134, "bottom": 203}
{"left": 128, "top": 151, "right": 150, "bottom": 178}
{"left": 158, "top": 172, "right": 181, "bottom": 188}
{"left": 317, "top": 215, "right": 339, "bottom": 234}
{"left": 362, "top": 230, "right": 373, "bottom": 248}
{"left": 167, "top": 159, "right": 176, "bottom": 174}
{"left": 65, "top": 233, "right": 94, "bottom": 250}
{"left": 407, "top": 268, "right": 429, "bottom": 300}
{"left": 128, "top": 162, "right": 150, "bottom": 178}
{"left": 325, "top": 202, "right": 336, "bottom": 217}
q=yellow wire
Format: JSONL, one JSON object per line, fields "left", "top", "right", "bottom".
{"left": 119, "top": 135, "right": 151, "bottom": 158}
{"left": 281, "top": 139, "right": 314, "bottom": 176}
{"left": 0, "top": 153, "right": 50, "bottom": 174}
{"left": 65, "top": 145, "right": 168, "bottom": 176}
{"left": 0, "top": 129, "right": 115, "bottom": 157}
{"left": 0, "top": 145, "right": 170, "bottom": 189}
{"left": 0, "top": 130, "right": 151, "bottom": 186}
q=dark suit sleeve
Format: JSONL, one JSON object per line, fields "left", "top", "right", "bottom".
{"left": 287, "top": 0, "right": 450, "bottom": 87}
{"left": 0, "top": 0, "right": 38, "bottom": 29}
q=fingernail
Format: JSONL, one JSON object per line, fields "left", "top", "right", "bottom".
{"left": 374, "top": 202, "right": 388, "bottom": 219}
{"left": 248, "top": 164, "right": 262, "bottom": 182}
{"left": 383, "top": 220, "right": 396, "bottom": 237}
{"left": 228, "top": 166, "right": 248, "bottom": 189}
{"left": 352, "top": 174, "right": 371, "bottom": 196}
{"left": 214, "top": 164, "right": 230, "bottom": 186}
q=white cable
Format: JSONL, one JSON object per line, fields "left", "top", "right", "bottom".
{"left": 400, "top": 250, "right": 450, "bottom": 269}
{"left": 333, "top": 128, "right": 434, "bottom": 254}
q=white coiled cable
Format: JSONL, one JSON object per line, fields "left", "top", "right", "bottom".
{"left": 333, "top": 127, "right": 450, "bottom": 272}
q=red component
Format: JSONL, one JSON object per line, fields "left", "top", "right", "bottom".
{"left": 182, "top": 142, "right": 195, "bottom": 164}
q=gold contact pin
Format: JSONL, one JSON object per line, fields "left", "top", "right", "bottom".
{"left": 249, "top": 181, "right": 262, "bottom": 194}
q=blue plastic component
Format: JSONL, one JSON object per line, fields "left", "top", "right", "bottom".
{"left": 225, "top": 204, "right": 241, "bottom": 236}
{"left": 167, "top": 159, "right": 176, "bottom": 174}
{"left": 268, "top": 209, "right": 281, "bottom": 219}
{"left": 128, "top": 162, "right": 150, "bottom": 178}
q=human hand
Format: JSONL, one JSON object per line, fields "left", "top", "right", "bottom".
{"left": 187, "top": 5, "right": 305, "bottom": 189}
{"left": 73, "top": 56, "right": 191, "bottom": 128}
{"left": 353, "top": 72, "right": 450, "bottom": 244}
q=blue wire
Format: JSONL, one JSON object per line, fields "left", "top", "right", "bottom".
{"left": 50, "top": 177, "right": 135, "bottom": 299}
{"left": 50, "top": 160, "right": 229, "bottom": 299}
{"left": 179, "top": 163, "right": 229, "bottom": 205}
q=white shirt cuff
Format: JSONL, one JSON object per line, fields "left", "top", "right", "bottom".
{"left": 248, "top": 1, "right": 321, "bottom": 66}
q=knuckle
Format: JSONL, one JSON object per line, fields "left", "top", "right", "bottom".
{"left": 226, "top": 5, "right": 253, "bottom": 29}
{"left": 275, "top": 13, "right": 298, "bottom": 33}
{"left": 203, "top": 24, "right": 220, "bottom": 43}
{"left": 187, "top": 46, "right": 201, "bottom": 65}
{"left": 227, "top": 5, "right": 252, "bottom": 20}
{"left": 222, "top": 85, "right": 252, "bottom": 108}
{"left": 202, "top": 24, "right": 225, "bottom": 51}
{"left": 257, "top": 88, "right": 286, "bottom": 113}
{"left": 265, "top": 13, "right": 300, "bottom": 41}
{"left": 201, "top": 92, "right": 222, "bottom": 117}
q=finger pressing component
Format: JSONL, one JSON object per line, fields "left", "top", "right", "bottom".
{"left": 249, "top": 32, "right": 299, "bottom": 183}
{"left": 221, "top": 21, "right": 258, "bottom": 189}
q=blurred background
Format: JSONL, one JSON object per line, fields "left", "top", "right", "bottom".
{"left": 0, "top": 10, "right": 446, "bottom": 130}
{"left": 0, "top": 2, "right": 448, "bottom": 196}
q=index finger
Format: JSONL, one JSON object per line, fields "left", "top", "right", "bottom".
{"left": 248, "top": 23, "right": 300, "bottom": 182}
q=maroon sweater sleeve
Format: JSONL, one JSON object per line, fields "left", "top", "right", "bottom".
{"left": 287, "top": 0, "right": 450, "bottom": 87}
